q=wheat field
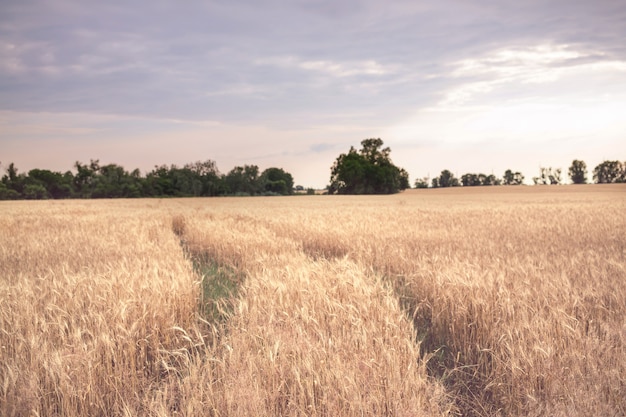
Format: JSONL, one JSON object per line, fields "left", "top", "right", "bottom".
{"left": 1, "top": 184, "right": 625, "bottom": 416}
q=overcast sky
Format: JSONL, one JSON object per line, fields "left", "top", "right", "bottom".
{"left": 1, "top": 0, "right": 625, "bottom": 187}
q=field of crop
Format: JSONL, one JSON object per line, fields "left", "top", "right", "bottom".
{"left": 1, "top": 184, "right": 625, "bottom": 416}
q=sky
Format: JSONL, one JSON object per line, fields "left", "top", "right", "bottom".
{"left": 1, "top": 0, "right": 625, "bottom": 188}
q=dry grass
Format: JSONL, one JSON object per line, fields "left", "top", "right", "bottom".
{"left": 1, "top": 184, "right": 625, "bottom": 416}
{"left": 0, "top": 200, "right": 203, "bottom": 416}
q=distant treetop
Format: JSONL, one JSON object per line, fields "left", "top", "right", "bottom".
{"left": 328, "top": 139, "right": 409, "bottom": 194}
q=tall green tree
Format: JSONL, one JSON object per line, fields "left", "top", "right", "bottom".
{"left": 184, "top": 160, "right": 223, "bottom": 196}
{"left": 503, "top": 169, "right": 524, "bottom": 185}
{"left": 0, "top": 182, "right": 19, "bottom": 199}
{"left": 533, "top": 167, "right": 561, "bottom": 185}
{"left": 74, "top": 160, "right": 100, "bottom": 197}
{"left": 461, "top": 173, "right": 480, "bottom": 187}
{"left": 568, "top": 160, "right": 588, "bottom": 184}
{"left": 593, "top": 160, "right": 625, "bottom": 183}
{"left": 1, "top": 162, "right": 25, "bottom": 195}
{"left": 328, "top": 138, "right": 409, "bottom": 194}
{"left": 27, "top": 169, "right": 74, "bottom": 199}
{"left": 146, "top": 165, "right": 177, "bottom": 196}
{"left": 483, "top": 174, "right": 500, "bottom": 185}
{"left": 437, "top": 170, "right": 460, "bottom": 188}
{"left": 460, "top": 173, "right": 500, "bottom": 186}
{"left": 91, "top": 164, "right": 143, "bottom": 198}
{"left": 260, "top": 167, "right": 294, "bottom": 195}
{"left": 414, "top": 177, "right": 429, "bottom": 189}
{"left": 224, "top": 165, "right": 262, "bottom": 195}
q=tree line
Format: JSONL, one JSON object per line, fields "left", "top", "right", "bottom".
{"left": 330, "top": 139, "right": 626, "bottom": 193}
{"left": 2, "top": 141, "right": 625, "bottom": 199}
{"left": 415, "top": 159, "right": 626, "bottom": 189}
{"left": 0, "top": 160, "right": 295, "bottom": 200}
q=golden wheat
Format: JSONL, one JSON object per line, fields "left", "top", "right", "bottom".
{"left": 1, "top": 184, "right": 624, "bottom": 416}
{"left": 1, "top": 200, "right": 203, "bottom": 416}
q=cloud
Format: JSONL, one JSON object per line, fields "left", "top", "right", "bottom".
{"left": 383, "top": 39, "right": 626, "bottom": 181}
{"left": 4, "top": 1, "right": 623, "bottom": 124}
{"left": 256, "top": 55, "right": 397, "bottom": 78}
{"left": 309, "top": 143, "right": 336, "bottom": 153}
{"left": 1, "top": 0, "right": 625, "bottom": 188}
{"left": 439, "top": 43, "right": 626, "bottom": 106}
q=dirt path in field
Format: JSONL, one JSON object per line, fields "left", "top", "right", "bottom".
{"left": 176, "top": 213, "right": 453, "bottom": 416}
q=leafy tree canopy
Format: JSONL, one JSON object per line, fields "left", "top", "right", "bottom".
{"left": 260, "top": 167, "right": 294, "bottom": 195}
{"left": 224, "top": 164, "right": 262, "bottom": 196}
{"left": 593, "top": 160, "right": 625, "bottom": 184}
{"left": 0, "top": 159, "right": 296, "bottom": 200}
{"left": 460, "top": 173, "right": 500, "bottom": 187}
{"left": 414, "top": 177, "right": 429, "bottom": 189}
{"left": 533, "top": 167, "right": 562, "bottom": 185}
{"left": 432, "top": 170, "right": 460, "bottom": 188}
{"left": 502, "top": 169, "right": 525, "bottom": 185}
{"left": 328, "top": 138, "right": 409, "bottom": 194}
{"left": 568, "top": 160, "right": 588, "bottom": 184}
